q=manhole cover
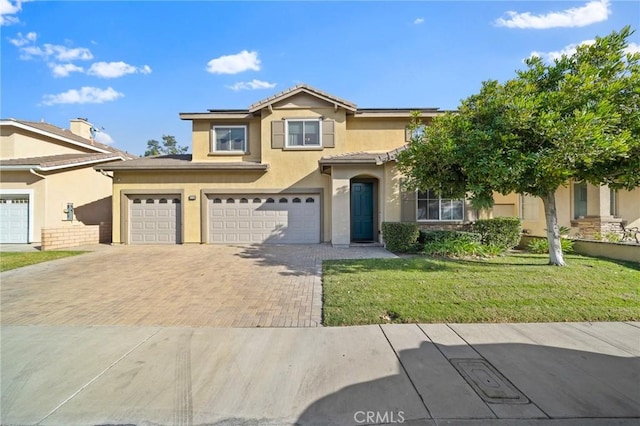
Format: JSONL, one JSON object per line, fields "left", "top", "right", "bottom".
{"left": 450, "top": 358, "right": 529, "bottom": 404}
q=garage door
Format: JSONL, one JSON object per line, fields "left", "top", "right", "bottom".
{"left": 209, "top": 194, "right": 320, "bottom": 244}
{"left": 130, "top": 196, "right": 181, "bottom": 244}
{"left": 0, "top": 197, "right": 29, "bottom": 243}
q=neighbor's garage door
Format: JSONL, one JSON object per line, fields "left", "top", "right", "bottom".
{"left": 0, "top": 196, "right": 29, "bottom": 243}
{"left": 130, "top": 195, "right": 181, "bottom": 244}
{"left": 209, "top": 194, "right": 320, "bottom": 244}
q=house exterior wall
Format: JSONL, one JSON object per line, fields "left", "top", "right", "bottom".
{"left": 112, "top": 104, "right": 413, "bottom": 245}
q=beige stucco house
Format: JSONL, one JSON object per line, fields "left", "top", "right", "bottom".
{"left": 99, "top": 84, "right": 639, "bottom": 246}
{"left": 0, "top": 118, "right": 133, "bottom": 245}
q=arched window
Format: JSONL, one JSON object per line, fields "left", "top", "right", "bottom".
{"left": 146, "top": 199, "right": 155, "bottom": 204}
{"left": 305, "top": 197, "right": 315, "bottom": 203}
{"left": 159, "top": 198, "right": 168, "bottom": 204}
{"left": 213, "top": 198, "right": 222, "bottom": 204}
{"left": 226, "top": 198, "right": 235, "bottom": 204}
{"left": 240, "top": 198, "right": 248, "bottom": 203}
{"left": 266, "top": 198, "right": 275, "bottom": 203}
{"left": 133, "top": 199, "right": 142, "bottom": 204}
{"left": 292, "top": 197, "right": 301, "bottom": 203}
{"left": 253, "top": 198, "right": 261, "bottom": 203}
{"left": 279, "top": 198, "right": 288, "bottom": 203}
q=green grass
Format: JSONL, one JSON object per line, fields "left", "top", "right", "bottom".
{"left": 322, "top": 253, "right": 640, "bottom": 325}
{"left": 0, "top": 251, "right": 85, "bottom": 272}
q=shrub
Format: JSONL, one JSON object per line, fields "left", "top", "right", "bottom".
{"left": 527, "top": 237, "right": 575, "bottom": 254}
{"left": 382, "top": 222, "right": 419, "bottom": 253}
{"left": 472, "top": 217, "right": 522, "bottom": 250}
{"left": 419, "top": 230, "right": 482, "bottom": 244}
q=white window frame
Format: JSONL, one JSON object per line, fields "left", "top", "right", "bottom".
{"left": 211, "top": 125, "right": 248, "bottom": 153}
{"left": 519, "top": 194, "right": 539, "bottom": 221}
{"left": 285, "top": 119, "right": 322, "bottom": 148}
{"left": 416, "top": 190, "right": 464, "bottom": 222}
{"left": 610, "top": 189, "right": 617, "bottom": 217}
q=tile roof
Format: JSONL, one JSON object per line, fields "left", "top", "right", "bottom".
{"left": 96, "top": 154, "right": 269, "bottom": 171}
{"left": 248, "top": 84, "right": 357, "bottom": 112}
{"left": 319, "top": 146, "right": 408, "bottom": 166}
{"left": 1, "top": 153, "right": 127, "bottom": 170}
{"left": 1, "top": 119, "right": 136, "bottom": 159}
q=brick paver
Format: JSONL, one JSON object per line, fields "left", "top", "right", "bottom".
{"left": 0, "top": 244, "right": 396, "bottom": 327}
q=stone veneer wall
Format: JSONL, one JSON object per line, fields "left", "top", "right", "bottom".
{"left": 41, "top": 222, "right": 111, "bottom": 250}
{"left": 571, "top": 217, "right": 623, "bottom": 239}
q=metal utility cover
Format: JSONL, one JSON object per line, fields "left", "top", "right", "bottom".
{"left": 450, "top": 358, "right": 529, "bottom": 404}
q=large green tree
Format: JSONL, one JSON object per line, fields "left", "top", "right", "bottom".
{"left": 398, "top": 27, "right": 640, "bottom": 266}
{"left": 144, "top": 134, "right": 188, "bottom": 156}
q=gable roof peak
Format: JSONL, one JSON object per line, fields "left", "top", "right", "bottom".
{"left": 248, "top": 84, "right": 357, "bottom": 113}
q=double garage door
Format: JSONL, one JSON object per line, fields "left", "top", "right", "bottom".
{"left": 0, "top": 196, "right": 29, "bottom": 243}
{"left": 128, "top": 193, "right": 320, "bottom": 244}
{"left": 209, "top": 194, "right": 320, "bottom": 244}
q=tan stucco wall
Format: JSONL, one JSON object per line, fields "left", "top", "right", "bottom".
{"left": 0, "top": 167, "right": 111, "bottom": 243}
{"left": 618, "top": 188, "right": 640, "bottom": 229}
{"left": 1, "top": 127, "right": 95, "bottom": 159}
{"left": 112, "top": 105, "right": 414, "bottom": 245}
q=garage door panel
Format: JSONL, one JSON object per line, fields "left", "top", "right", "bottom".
{"left": 209, "top": 194, "right": 319, "bottom": 244}
{"left": 0, "top": 198, "right": 29, "bottom": 243}
{"left": 129, "top": 196, "right": 180, "bottom": 244}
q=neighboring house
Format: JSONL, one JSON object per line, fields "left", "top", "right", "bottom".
{"left": 98, "top": 84, "right": 639, "bottom": 246}
{"left": 0, "top": 118, "right": 133, "bottom": 245}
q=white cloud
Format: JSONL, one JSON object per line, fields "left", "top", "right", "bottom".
{"left": 8, "top": 31, "right": 36, "bottom": 46}
{"left": 414, "top": 18, "right": 424, "bottom": 25}
{"left": 41, "top": 86, "right": 123, "bottom": 105}
{"left": 0, "top": 0, "right": 27, "bottom": 26}
{"left": 20, "top": 43, "right": 93, "bottom": 61}
{"left": 93, "top": 131, "right": 114, "bottom": 145}
{"left": 87, "top": 61, "right": 152, "bottom": 78}
{"left": 624, "top": 43, "right": 640, "bottom": 55}
{"left": 206, "top": 50, "right": 260, "bottom": 74}
{"left": 495, "top": 0, "right": 610, "bottom": 29}
{"left": 226, "top": 79, "right": 277, "bottom": 91}
{"left": 530, "top": 39, "right": 595, "bottom": 62}
{"left": 49, "top": 62, "right": 84, "bottom": 78}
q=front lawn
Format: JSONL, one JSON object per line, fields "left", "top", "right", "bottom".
{"left": 322, "top": 253, "right": 640, "bottom": 325}
{"left": 0, "top": 251, "right": 85, "bottom": 272}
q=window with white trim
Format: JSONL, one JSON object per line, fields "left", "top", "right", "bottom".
{"left": 519, "top": 195, "right": 538, "bottom": 220}
{"left": 610, "top": 189, "right": 617, "bottom": 216}
{"left": 286, "top": 119, "right": 321, "bottom": 147}
{"left": 212, "top": 125, "right": 247, "bottom": 152}
{"left": 417, "top": 190, "right": 464, "bottom": 221}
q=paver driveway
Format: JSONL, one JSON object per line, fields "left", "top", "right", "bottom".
{"left": 0, "top": 244, "right": 395, "bottom": 327}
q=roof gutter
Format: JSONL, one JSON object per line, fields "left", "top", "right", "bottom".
{"left": 29, "top": 168, "right": 46, "bottom": 179}
{"left": 1, "top": 156, "right": 125, "bottom": 172}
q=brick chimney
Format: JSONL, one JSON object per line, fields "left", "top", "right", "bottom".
{"left": 69, "top": 118, "right": 94, "bottom": 141}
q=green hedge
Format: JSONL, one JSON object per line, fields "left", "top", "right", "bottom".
{"left": 472, "top": 217, "right": 522, "bottom": 250}
{"left": 382, "top": 222, "right": 419, "bottom": 253}
{"left": 419, "top": 230, "right": 482, "bottom": 244}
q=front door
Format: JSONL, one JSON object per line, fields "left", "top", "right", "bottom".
{"left": 351, "top": 182, "right": 374, "bottom": 241}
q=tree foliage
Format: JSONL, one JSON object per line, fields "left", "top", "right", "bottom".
{"left": 397, "top": 26, "right": 640, "bottom": 266}
{"left": 144, "top": 135, "right": 188, "bottom": 156}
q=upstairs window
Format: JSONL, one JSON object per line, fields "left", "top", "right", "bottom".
{"left": 286, "top": 119, "right": 320, "bottom": 147}
{"left": 212, "top": 126, "right": 247, "bottom": 152}
{"left": 417, "top": 190, "right": 464, "bottom": 221}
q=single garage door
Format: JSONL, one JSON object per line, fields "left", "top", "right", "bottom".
{"left": 130, "top": 195, "right": 181, "bottom": 244}
{"left": 0, "top": 196, "right": 29, "bottom": 243}
{"left": 209, "top": 194, "right": 320, "bottom": 244}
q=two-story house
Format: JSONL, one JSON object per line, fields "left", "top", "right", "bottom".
{"left": 99, "top": 84, "right": 639, "bottom": 246}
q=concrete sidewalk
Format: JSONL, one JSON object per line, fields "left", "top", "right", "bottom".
{"left": 1, "top": 322, "right": 639, "bottom": 425}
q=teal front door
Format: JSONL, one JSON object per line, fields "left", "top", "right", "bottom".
{"left": 351, "top": 182, "right": 374, "bottom": 241}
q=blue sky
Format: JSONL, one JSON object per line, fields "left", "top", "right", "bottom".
{"left": 1, "top": 1, "right": 638, "bottom": 155}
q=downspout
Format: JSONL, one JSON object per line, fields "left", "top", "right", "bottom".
{"left": 29, "top": 168, "right": 46, "bottom": 244}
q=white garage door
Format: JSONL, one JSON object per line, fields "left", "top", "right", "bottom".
{"left": 209, "top": 194, "right": 320, "bottom": 244}
{"left": 0, "top": 197, "right": 29, "bottom": 243}
{"left": 130, "top": 195, "right": 181, "bottom": 244}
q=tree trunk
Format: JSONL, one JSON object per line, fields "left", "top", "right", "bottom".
{"left": 541, "top": 191, "right": 566, "bottom": 266}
